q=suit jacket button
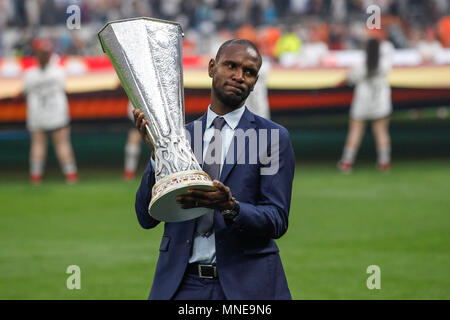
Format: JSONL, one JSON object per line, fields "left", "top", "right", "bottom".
{"left": 186, "top": 240, "right": 191, "bottom": 245}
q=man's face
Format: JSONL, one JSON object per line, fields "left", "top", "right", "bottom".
{"left": 36, "top": 50, "right": 51, "bottom": 68}
{"left": 209, "top": 43, "right": 261, "bottom": 109}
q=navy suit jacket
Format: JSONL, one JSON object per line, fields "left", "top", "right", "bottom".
{"left": 135, "top": 107, "right": 295, "bottom": 300}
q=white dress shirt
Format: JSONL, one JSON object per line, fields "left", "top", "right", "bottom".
{"left": 188, "top": 104, "right": 246, "bottom": 264}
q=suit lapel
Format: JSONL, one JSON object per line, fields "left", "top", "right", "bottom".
{"left": 188, "top": 108, "right": 257, "bottom": 183}
{"left": 220, "top": 108, "right": 256, "bottom": 183}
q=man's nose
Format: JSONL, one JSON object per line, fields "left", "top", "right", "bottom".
{"left": 232, "top": 69, "right": 244, "bottom": 82}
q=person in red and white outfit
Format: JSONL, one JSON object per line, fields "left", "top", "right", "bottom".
{"left": 23, "top": 39, "right": 78, "bottom": 184}
{"left": 123, "top": 101, "right": 142, "bottom": 180}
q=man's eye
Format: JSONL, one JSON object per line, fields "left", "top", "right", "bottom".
{"left": 227, "top": 63, "right": 235, "bottom": 68}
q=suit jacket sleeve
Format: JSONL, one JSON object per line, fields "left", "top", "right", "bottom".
{"left": 135, "top": 159, "right": 160, "bottom": 229}
{"left": 230, "top": 127, "right": 295, "bottom": 239}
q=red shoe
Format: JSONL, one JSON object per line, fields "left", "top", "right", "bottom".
{"left": 124, "top": 170, "right": 135, "bottom": 181}
{"left": 338, "top": 161, "right": 353, "bottom": 174}
{"left": 66, "top": 172, "right": 79, "bottom": 184}
{"left": 378, "top": 163, "right": 390, "bottom": 172}
{"left": 30, "top": 174, "right": 42, "bottom": 184}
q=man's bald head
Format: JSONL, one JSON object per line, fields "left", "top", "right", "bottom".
{"left": 215, "top": 39, "right": 262, "bottom": 68}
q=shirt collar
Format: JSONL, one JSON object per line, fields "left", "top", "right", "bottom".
{"left": 206, "top": 105, "right": 246, "bottom": 130}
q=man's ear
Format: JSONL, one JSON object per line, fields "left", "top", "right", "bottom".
{"left": 208, "top": 59, "right": 215, "bottom": 78}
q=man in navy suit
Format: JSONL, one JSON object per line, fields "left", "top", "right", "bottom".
{"left": 133, "top": 39, "right": 295, "bottom": 300}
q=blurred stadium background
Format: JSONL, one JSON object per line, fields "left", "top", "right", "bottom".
{"left": 0, "top": 0, "right": 449, "bottom": 299}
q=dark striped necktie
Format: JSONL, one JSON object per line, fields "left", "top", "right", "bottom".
{"left": 195, "top": 116, "right": 226, "bottom": 237}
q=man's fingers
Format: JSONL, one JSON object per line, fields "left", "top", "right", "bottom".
{"left": 212, "top": 180, "right": 232, "bottom": 201}
{"left": 132, "top": 110, "right": 154, "bottom": 150}
{"left": 176, "top": 195, "right": 195, "bottom": 208}
{"left": 132, "top": 109, "right": 141, "bottom": 124}
{"left": 225, "top": 186, "right": 232, "bottom": 201}
{"left": 213, "top": 180, "right": 226, "bottom": 190}
{"left": 177, "top": 194, "right": 215, "bottom": 205}
{"left": 186, "top": 189, "right": 216, "bottom": 200}
{"left": 176, "top": 195, "right": 215, "bottom": 209}
{"left": 175, "top": 183, "right": 232, "bottom": 210}
{"left": 141, "top": 120, "right": 148, "bottom": 133}
{"left": 187, "top": 189, "right": 229, "bottom": 204}
{"left": 133, "top": 110, "right": 146, "bottom": 129}
{"left": 138, "top": 114, "right": 146, "bottom": 130}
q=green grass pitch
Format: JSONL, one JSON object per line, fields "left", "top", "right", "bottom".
{"left": 0, "top": 160, "right": 449, "bottom": 299}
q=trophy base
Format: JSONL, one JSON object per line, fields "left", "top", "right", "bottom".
{"left": 149, "top": 170, "right": 216, "bottom": 222}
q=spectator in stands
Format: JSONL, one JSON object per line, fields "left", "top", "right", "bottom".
{"left": 297, "top": 25, "right": 329, "bottom": 67}
{"left": 235, "top": 24, "right": 258, "bottom": 46}
{"left": 123, "top": 101, "right": 142, "bottom": 181}
{"left": 243, "top": 30, "right": 272, "bottom": 119}
{"left": 416, "top": 27, "right": 444, "bottom": 64}
{"left": 338, "top": 38, "right": 393, "bottom": 173}
{"left": 438, "top": 15, "right": 450, "bottom": 47}
{"left": 23, "top": 39, "right": 78, "bottom": 184}
{"left": 2, "top": 0, "right": 450, "bottom": 56}
{"left": 244, "top": 53, "right": 272, "bottom": 119}
{"left": 258, "top": 25, "right": 282, "bottom": 58}
{"left": 274, "top": 26, "right": 302, "bottom": 66}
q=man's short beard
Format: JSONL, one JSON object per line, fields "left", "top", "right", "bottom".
{"left": 213, "top": 80, "right": 250, "bottom": 108}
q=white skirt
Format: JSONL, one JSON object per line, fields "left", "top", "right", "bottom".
{"left": 26, "top": 93, "right": 70, "bottom": 131}
{"left": 350, "top": 81, "right": 392, "bottom": 121}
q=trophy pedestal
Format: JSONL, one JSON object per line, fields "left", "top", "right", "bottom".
{"left": 149, "top": 170, "right": 216, "bottom": 222}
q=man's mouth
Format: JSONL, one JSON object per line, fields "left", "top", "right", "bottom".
{"left": 225, "top": 83, "right": 244, "bottom": 95}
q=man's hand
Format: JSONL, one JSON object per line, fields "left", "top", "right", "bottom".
{"left": 132, "top": 108, "right": 155, "bottom": 157}
{"left": 176, "top": 180, "right": 234, "bottom": 211}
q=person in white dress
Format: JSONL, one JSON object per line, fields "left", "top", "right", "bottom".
{"left": 23, "top": 39, "right": 78, "bottom": 184}
{"left": 123, "top": 101, "right": 142, "bottom": 180}
{"left": 338, "top": 38, "right": 393, "bottom": 173}
{"left": 245, "top": 55, "right": 271, "bottom": 119}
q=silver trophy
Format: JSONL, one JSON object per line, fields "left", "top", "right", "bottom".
{"left": 98, "top": 17, "right": 215, "bottom": 222}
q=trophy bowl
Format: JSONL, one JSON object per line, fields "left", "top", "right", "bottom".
{"left": 98, "top": 17, "right": 216, "bottom": 222}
